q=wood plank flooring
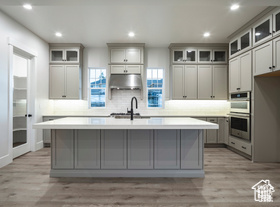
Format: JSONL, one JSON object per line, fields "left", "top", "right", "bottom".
{"left": 0, "top": 148, "right": 279, "bottom": 207}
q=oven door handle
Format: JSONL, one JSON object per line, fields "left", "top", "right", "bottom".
{"left": 228, "top": 113, "right": 250, "bottom": 118}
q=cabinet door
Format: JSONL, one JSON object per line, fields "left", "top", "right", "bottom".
{"left": 229, "top": 57, "right": 240, "bottom": 93}
{"left": 224, "top": 118, "right": 229, "bottom": 145}
{"left": 50, "top": 49, "right": 64, "bottom": 63}
{"left": 110, "top": 48, "right": 126, "bottom": 63}
{"left": 52, "top": 130, "right": 74, "bottom": 169}
{"left": 213, "top": 49, "right": 227, "bottom": 63}
{"left": 240, "top": 31, "right": 251, "bottom": 51}
{"left": 273, "top": 9, "right": 280, "bottom": 36}
{"left": 65, "top": 65, "right": 80, "bottom": 99}
{"left": 128, "top": 130, "right": 153, "bottom": 169}
{"left": 111, "top": 65, "right": 126, "bottom": 74}
{"left": 273, "top": 36, "right": 280, "bottom": 72}
{"left": 239, "top": 51, "right": 252, "bottom": 91}
{"left": 206, "top": 118, "right": 218, "bottom": 143}
{"left": 218, "top": 118, "right": 225, "bottom": 144}
{"left": 126, "top": 65, "right": 141, "bottom": 74}
{"left": 230, "top": 39, "right": 239, "bottom": 57}
{"left": 185, "top": 49, "right": 197, "bottom": 63}
{"left": 125, "top": 48, "right": 141, "bottom": 63}
{"left": 253, "top": 41, "right": 273, "bottom": 76}
{"left": 198, "top": 65, "right": 212, "bottom": 99}
{"left": 184, "top": 65, "right": 197, "bottom": 99}
{"left": 253, "top": 16, "right": 272, "bottom": 46}
{"left": 65, "top": 49, "right": 79, "bottom": 63}
{"left": 181, "top": 130, "right": 202, "bottom": 169}
{"left": 49, "top": 65, "right": 65, "bottom": 99}
{"left": 154, "top": 130, "right": 180, "bottom": 169}
{"left": 213, "top": 65, "right": 227, "bottom": 100}
{"left": 75, "top": 130, "right": 100, "bottom": 169}
{"left": 101, "top": 130, "right": 127, "bottom": 169}
{"left": 172, "top": 49, "right": 184, "bottom": 63}
{"left": 172, "top": 65, "right": 184, "bottom": 100}
{"left": 198, "top": 49, "right": 212, "bottom": 63}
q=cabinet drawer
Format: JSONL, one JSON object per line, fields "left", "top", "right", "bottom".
{"left": 229, "top": 136, "right": 251, "bottom": 156}
{"left": 206, "top": 118, "right": 218, "bottom": 123}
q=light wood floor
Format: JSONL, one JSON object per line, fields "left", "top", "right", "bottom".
{"left": 0, "top": 148, "right": 279, "bottom": 207}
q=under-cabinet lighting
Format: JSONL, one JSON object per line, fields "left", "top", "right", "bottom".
{"left": 55, "top": 32, "right": 62, "bottom": 37}
{"left": 128, "top": 32, "right": 135, "bottom": 37}
{"left": 255, "top": 32, "right": 261, "bottom": 36}
{"left": 203, "top": 32, "right": 210, "bottom": 37}
{"left": 23, "top": 4, "right": 32, "bottom": 10}
{"left": 230, "top": 4, "right": 240, "bottom": 10}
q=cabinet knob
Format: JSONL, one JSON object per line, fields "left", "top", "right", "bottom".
{"left": 273, "top": 31, "right": 276, "bottom": 33}
{"left": 62, "top": 95, "right": 66, "bottom": 98}
{"left": 242, "top": 146, "right": 247, "bottom": 149}
{"left": 269, "top": 66, "right": 272, "bottom": 69}
{"left": 272, "top": 66, "right": 275, "bottom": 68}
{"left": 231, "top": 142, "right": 235, "bottom": 145}
{"left": 237, "top": 88, "right": 240, "bottom": 90}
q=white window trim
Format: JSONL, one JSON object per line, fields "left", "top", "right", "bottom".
{"left": 146, "top": 68, "right": 165, "bottom": 109}
{"left": 88, "top": 67, "right": 106, "bottom": 108}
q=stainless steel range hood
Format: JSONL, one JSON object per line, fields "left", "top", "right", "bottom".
{"left": 109, "top": 74, "right": 142, "bottom": 90}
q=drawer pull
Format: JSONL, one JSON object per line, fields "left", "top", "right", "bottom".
{"left": 231, "top": 142, "right": 235, "bottom": 145}
{"left": 242, "top": 146, "right": 246, "bottom": 149}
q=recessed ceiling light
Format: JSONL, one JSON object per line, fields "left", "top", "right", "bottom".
{"left": 203, "top": 32, "right": 210, "bottom": 37}
{"left": 231, "top": 4, "right": 240, "bottom": 10}
{"left": 55, "top": 32, "right": 62, "bottom": 37}
{"left": 128, "top": 32, "right": 135, "bottom": 37}
{"left": 23, "top": 4, "right": 32, "bottom": 10}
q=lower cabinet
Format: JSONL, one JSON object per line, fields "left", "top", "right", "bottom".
{"left": 128, "top": 130, "right": 153, "bottom": 169}
{"left": 206, "top": 118, "right": 218, "bottom": 143}
{"left": 52, "top": 129, "right": 74, "bottom": 169}
{"left": 154, "top": 130, "right": 180, "bottom": 169}
{"left": 101, "top": 130, "right": 127, "bottom": 169}
{"left": 229, "top": 136, "right": 252, "bottom": 156}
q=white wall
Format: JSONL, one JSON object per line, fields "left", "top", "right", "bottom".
{"left": 52, "top": 47, "right": 229, "bottom": 116}
{"left": 0, "top": 10, "right": 50, "bottom": 167}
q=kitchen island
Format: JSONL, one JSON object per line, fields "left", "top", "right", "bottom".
{"left": 33, "top": 117, "right": 218, "bottom": 178}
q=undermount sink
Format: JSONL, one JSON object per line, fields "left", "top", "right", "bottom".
{"left": 114, "top": 115, "right": 150, "bottom": 119}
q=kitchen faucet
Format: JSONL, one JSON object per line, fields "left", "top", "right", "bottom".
{"left": 128, "top": 97, "right": 138, "bottom": 120}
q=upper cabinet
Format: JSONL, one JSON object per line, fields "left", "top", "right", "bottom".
{"left": 253, "top": 16, "right": 273, "bottom": 46}
{"left": 273, "top": 8, "right": 280, "bottom": 36}
{"left": 198, "top": 48, "right": 227, "bottom": 64}
{"left": 229, "top": 30, "right": 251, "bottom": 58}
{"left": 49, "top": 43, "right": 84, "bottom": 99}
{"left": 108, "top": 43, "right": 144, "bottom": 64}
{"left": 172, "top": 48, "right": 197, "bottom": 63}
{"left": 170, "top": 45, "right": 227, "bottom": 64}
{"left": 50, "top": 48, "right": 80, "bottom": 64}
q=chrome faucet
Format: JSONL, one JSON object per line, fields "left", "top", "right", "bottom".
{"left": 128, "top": 97, "right": 138, "bottom": 120}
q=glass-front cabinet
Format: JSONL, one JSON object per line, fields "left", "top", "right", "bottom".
{"left": 198, "top": 49, "right": 227, "bottom": 63}
{"left": 50, "top": 48, "right": 79, "bottom": 63}
{"left": 273, "top": 9, "right": 280, "bottom": 36}
{"left": 172, "top": 48, "right": 197, "bottom": 63}
{"left": 229, "top": 30, "right": 251, "bottom": 58}
{"left": 253, "top": 16, "right": 272, "bottom": 46}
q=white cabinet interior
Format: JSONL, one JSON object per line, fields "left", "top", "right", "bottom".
{"left": 229, "top": 51, "right": 252, "bottom": 93}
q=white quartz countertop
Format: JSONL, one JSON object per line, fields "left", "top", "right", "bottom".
{"left": 33, "top": 117, "right": 218, "bottom": 130}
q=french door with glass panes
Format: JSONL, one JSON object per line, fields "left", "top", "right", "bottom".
{"left": 12, "top": 53, "right": 31, "bottom": 159}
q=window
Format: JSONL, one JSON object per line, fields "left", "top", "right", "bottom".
{"left": 147, "top": 68, "right": 164, "bottom": 108}
{"left": 89, "top": 68, "right": 106, "bottom": 107}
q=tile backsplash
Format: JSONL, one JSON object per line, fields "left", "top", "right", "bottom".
{"left": 50, "top": 90, "right": 230, "bottom": 116}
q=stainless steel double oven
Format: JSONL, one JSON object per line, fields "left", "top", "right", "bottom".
{"left": 229, "top": 92, "right": 251, "bottom": 141}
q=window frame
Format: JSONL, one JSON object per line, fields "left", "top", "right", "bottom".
{"left": 88, "top": 67, "right": 107, "bottom": 108}
{"left": 146, "top": 68, "right": 165, "bottom": 109}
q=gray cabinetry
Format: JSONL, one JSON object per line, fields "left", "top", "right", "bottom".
{"left": 101, "top": 130, "right": 127, "bottom": 169}
{"left": 253, "top": 41, "right": 273, "bottom": 76}
{"left": 172, "top": 65, "right": 197, "bottom": 100}
{"left": 50, "top": 65, "right": 81, "bottom": 99}
{"left": 229, "top": 136, "right": 251, "bottom": 156}
{"left": 52, "top": 129, "right": 74, "bottom": 169}
{"left": 181, "top": 130, "right": 202, "bottom": 169}
{"left": 75, "top": 130, "right": 100, "bottom": 169}
{"left": 154, "top": 130, "right": 180, "bottom": 169}
{"left": 229, "top": 29, "right": 251, "bottom": 58}
{"left": 218, "top": 118, "right": 229, "bottom": 144}
{"left": 49, "top": 43, "right": 83, "bottom": 99}
{"left": 229, "top": 51, "right": 252, "bottom": 93}
{"left": 206, "top": 118, "right": 218, "bottom": 143}
{"left": 110, "top": 48, "right": 142, "bottom": 64}
{"left": 198, "top": 65, "right": 227, "bottom": 100}
{"left": 110, "top": 65, "right": 141, "bottom": 74}
{"left": 128, "top": 130, "right": 153, "bottom": 169}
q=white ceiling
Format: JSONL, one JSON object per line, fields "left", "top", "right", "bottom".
{"left": 0, "top": 0, "right": 279, "bottom": 47}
